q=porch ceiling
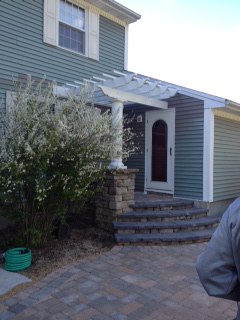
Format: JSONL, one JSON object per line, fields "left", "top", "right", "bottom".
{"left": 56, "top": 70, "right": 179, "bottom": 109}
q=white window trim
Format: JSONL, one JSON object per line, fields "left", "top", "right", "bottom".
{"left": 59, "top": 1, "right": 86, "bottom": 55}
{"left": 44, "top": 0, "right": 99, "bottom": 60}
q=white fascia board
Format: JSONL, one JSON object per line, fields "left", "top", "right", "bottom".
{"left": 102, "top": 0, "right": 141, "bottom": 23}
{"left": 203, "top": 106, "right": 214, "bottom": 202}
{"left": 85, "top": 0, "right": 141, "bottom": 25}
{"left": 176, "top": 90, "right": 226, "bottom": 108}
{"left": 203, "top": 98, "right": 226, "bottom": 109}
{"left": 98, "top": 85, "right": 168, "bottom": 108}
{"left": 204, "top": 99, "right": 240, "bottom": 111}
{"left": 140, "top": 78, "right": 227, "bottom": 106}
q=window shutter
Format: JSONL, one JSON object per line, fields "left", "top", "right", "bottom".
{"left": 43, "top": 0, "right": 58, "bottom": 46}
{"left": 88, "top": 11, "right": 99, "bottom": 61}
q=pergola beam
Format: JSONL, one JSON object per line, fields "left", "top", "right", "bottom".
{"left": 98, "top": 85, "right": 168, "bottom": 109}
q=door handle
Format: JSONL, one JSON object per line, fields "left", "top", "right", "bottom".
{"left": 170, "top": 147, "right": 172, "bottom": 156}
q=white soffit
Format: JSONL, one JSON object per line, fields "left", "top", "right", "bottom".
{"left": 58, "top": 71, "right": 178, "bottom": 109}
{"left": 86, "top": 0, "right": 141, "bottom": 24}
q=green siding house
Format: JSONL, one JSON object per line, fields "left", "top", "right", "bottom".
{"left": 1, "top": 0, "right": 240, "bottom": 216}
{"left": 0, "top": 0, "right": 139, "bottom": 105}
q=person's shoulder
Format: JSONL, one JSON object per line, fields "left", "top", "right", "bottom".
{"left": 225, "top": 197, "right": 240, "bottom": 225}
{"left": 229, "top": 198, "right": 240, "bottom": 211}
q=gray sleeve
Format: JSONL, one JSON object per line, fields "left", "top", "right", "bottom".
{"left": 196, "top": 198, "right": 240, "bottom": 301}
{"left": 228, "top": 199, "right": 240, "bottom": 299}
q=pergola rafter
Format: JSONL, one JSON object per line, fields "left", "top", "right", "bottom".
{"left": 54, "top": 70, "right": 179, "bottom": 169}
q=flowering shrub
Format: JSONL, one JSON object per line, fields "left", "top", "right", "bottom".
{"left": 0, "top": 78, "right": 137, "bottom": 247}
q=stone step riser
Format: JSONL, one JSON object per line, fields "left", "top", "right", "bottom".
{"left": 115, "top": 222, "right": 219, "bottom": 235}
{"left": 117, "top": 239, "right": 211, "bottom": 246}
{"left": 114, "top": 198, "right": 218, "bottom": 245}
{"left": 114, "top": 227, "right": 215, "bottom": 245}
{"left": 132, "top": 204, "right": 193, "bottom": 212}
{"left": 117, "top": 212, "right": 207, "bottom": 223}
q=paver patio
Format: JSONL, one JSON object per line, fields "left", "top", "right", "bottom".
{"left": 0, "top": 243, "right": 237, "bottom": 320}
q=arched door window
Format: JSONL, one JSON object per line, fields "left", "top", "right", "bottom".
{"left": 152, "top": 120, "right": 167, "bottom": 181}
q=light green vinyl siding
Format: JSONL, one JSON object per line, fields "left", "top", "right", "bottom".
{"left": 125, "top": 95, "right": 204, "bottom": 199}
{"left": 213, "top": 117, "right": 240, "bottom": 201}
{"left": 124, "top": 106, "right": 152, "bottom": 191}
{"left": 168, "top": 95, "right": 204, "bottom": 200}
{"left": 0, "top": 0, "right": 125, "bottom": 107}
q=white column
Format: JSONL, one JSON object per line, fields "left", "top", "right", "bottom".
{"left": 203, "top": 107, "right": 214, "bottom": 202}
{"left": 109, "top": 100, "right": 127, "bottom": 169}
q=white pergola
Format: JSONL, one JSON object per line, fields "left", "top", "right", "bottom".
{"left": 55, "top": 70, "right": 178, "bottom": 169}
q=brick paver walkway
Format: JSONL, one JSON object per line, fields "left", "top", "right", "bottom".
{"left": 0, "top": 243, "right": 237, "bottom": 320}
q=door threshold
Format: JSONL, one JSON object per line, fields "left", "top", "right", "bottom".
{"left": 145, "top": 189, "right": 173, "bottom": 195}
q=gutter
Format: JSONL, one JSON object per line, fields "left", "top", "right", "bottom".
{"left": 225, "top": 99, "right": 240, "bottom": 108}
{"left": 106, "top": 0, "right": 141, "bottom": 22}
{"left": 88, "top": 0, "right": 141, "bottom": 24}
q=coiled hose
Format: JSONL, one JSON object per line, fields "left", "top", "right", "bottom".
{"left": 3, "top": 248, "right": 31, "bottom": 272}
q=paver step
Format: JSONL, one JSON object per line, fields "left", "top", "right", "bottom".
{"left": 115, "top": 228, "right": 215, "bottom": 245}
{"left": 114, "top": 195, "right": 219, "bottom": 245}
{"left": 130, "top": 199, "right": 194, "bottom": 211}
{"left": 117, "top": 208, "right": 208, "bottom": 222}
{"left": 113, "top": 216, "right": 220, "bottom": 234}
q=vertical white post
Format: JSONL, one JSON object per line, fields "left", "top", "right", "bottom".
{"left": 203, "top": 106, "right": 214, "bottom": 202}
{"left": 109, "top": 100, "right": 127, "bottom": 169}
{"left": 124, "top": 25, "right": 129, "bottom": 70}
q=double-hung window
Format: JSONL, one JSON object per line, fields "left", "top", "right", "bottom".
{"left": 44, "top": 0, "right": 99, "bottom": 60}
{"left": 59, "top": 0, "right": 85, "bottom": 55}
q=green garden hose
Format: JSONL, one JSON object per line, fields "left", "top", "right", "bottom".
{"left": 3, "top": 247, "right": 31, "bottom": 272}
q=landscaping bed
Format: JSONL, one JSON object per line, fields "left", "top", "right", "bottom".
{"left": 0, "top": 223, "right": 115, "bottom": 300}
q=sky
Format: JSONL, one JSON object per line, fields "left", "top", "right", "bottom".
{"left": 117, "top": 0, "right": 240, "bottom": 102}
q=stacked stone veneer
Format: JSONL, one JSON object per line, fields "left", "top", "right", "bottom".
{"left": 96, "top": 169, "right": 139, "bottom": 232}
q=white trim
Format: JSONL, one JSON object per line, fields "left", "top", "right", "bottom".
{"left": 145, "top": 109, "right": 175, "bottom": 193}
{"left": 203, "top": 107, "right": 214, "bottom": 202}
{"left": 109, "top": 100, "right": 126, "bottom": 169}
{"left": 203, "top": 99, "right": 226, "bottom": 109}
{"left": 43, "top": 0, "right": 100, "bottom": 60}
{"left": 124, "top": 25, "right": 129, "bottom": 70}
{"left": 125, "top": 71, "right": 240, "bottom": 107}
{"left": 58, "top": 71, "right": 179, "bottom": 107}
{"left": 69, "top": 0, "right": 140, "bottom": 26}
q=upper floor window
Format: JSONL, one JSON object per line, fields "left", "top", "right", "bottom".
{"left": 44, "top": 0, "right": 99, "bottom": 60}
{"left": 59, "top": 0, "right": 86, "bottom": 54}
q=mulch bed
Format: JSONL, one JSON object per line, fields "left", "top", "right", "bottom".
{"left": 0, "top": 223, "right": 115, "bottom": 300}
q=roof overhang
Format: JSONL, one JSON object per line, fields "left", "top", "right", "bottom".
{"left": 84, "top": 0, "right": 141, "bottom": 24}
{"left": 213, "top": 100, "right": 240, "bottom": 121}
{"left": 56, "top": 70, "right": 240, "bottom": 111}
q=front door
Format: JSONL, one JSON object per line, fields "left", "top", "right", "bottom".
{"left": 146, "top": 109, "right": 175, "bottom": 193}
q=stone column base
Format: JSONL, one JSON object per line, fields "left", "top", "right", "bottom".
{"left": 95, "top": 169, "right": 139, "bottom": 233}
